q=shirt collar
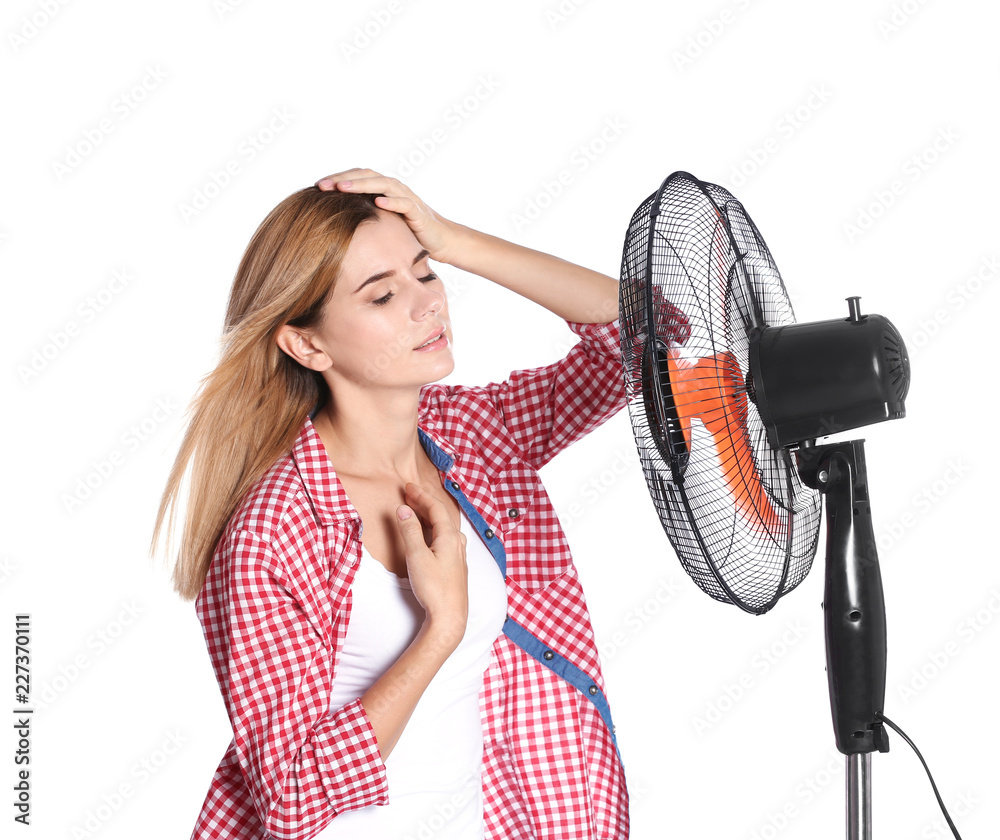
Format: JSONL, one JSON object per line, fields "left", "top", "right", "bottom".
{"left": 418, "top": 426, "right": 454, "bottom": 471}
{"left": 290, "top": 417, "right": 355, "bottom": 526}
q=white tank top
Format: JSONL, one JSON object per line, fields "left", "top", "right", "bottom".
{"left": 318, "top": 506, "right": 508, "bottom": 839}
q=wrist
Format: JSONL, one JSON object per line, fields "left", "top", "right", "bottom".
{"left": 418, "top": 615, "right": 466, "bottom": 656}
{"left": 434, "top": 220, "right": 478, "bottom": 268}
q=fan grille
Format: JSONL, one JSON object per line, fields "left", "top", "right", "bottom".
{"left": 882, "top": 319, "right": 910, "bottom": 411}
{"left": 620, "top": 172, "right": 821, "bottom": 614}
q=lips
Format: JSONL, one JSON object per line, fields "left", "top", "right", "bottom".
{"left": 415, "top": 328, "right": 446, "bottom": 350}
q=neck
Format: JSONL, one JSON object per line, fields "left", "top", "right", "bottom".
{"left": 315, "top": 384, "right": 427, "bottom": 481}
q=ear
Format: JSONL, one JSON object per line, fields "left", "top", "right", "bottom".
{"left": 275, "top": 324, "right": 332, "bottom": 371}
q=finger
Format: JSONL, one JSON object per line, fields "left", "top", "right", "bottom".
{"left": 370, "top": 194, "right": 416, "bottom": 216}
{"left": 315, "top": 168, "right": 380, "bottom": 189}
{"left": 395, "top": 504, "right": 430, "bottom": 550}
{"left": 404, "top": 482, "right": 457, "bottom": 540}
{"left": 315, "top": 169, "right": 375, "bottom": 188}
{"left": 335, "top": 175, "right": 412, "bottom": 199}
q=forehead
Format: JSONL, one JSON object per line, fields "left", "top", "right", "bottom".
{"left": 339, "top": 209, "right": 423, "bottom": 279}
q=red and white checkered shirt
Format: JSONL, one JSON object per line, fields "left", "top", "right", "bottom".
{"left": 191, "top": 319, "right": 630, "bottom": 839}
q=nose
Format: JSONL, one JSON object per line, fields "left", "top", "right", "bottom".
{"left": 415, "top": 281, "right": 445, "bottom": 319}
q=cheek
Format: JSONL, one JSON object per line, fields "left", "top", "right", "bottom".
{"left": 327, "top": 311, "right": 384, "bottom": 346}
{"left": 327, "top": 313, "right": 404, "bottom": 370}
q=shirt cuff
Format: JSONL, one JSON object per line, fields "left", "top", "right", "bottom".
{"left": 319, "top": 697, "right": 389, "bottom": 812}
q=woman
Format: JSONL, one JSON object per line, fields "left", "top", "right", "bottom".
{"left": 153, "top": 168, "right": 630, "bottom": 839}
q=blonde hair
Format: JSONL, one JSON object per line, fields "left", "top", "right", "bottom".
{"left": 151, "top": 187, "right": 382, "bottom": 599}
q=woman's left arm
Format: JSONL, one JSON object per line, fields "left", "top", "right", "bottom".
{"left": 315, "top": 168, "right": 619, "bottom": 324}
{"left": 439, "top": 223, "right": 619, "bottom": 324}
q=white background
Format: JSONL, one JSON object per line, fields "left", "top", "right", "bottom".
{"left": 3, "top": 0, "right": 999, "bottom": 837}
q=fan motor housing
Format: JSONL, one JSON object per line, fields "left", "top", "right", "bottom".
{"left": 748, "top": 307, "right": 910, "bottom": 449}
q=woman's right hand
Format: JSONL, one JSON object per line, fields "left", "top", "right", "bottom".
{"left": 395, "top": 482, "right": 469, "bottom": 647}
{"left": 315, "top": 168, "right": 463, "bottom": 264}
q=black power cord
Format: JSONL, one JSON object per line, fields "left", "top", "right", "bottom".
{"left": 876, "top": 712, "right": 964, "bottom": 839}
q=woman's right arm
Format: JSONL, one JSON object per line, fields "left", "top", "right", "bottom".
{"left": 206, "top": 528, "right": 389, "bottom": 838}
{"left": 203, "top": 482, "right": 469, "bottom": 836}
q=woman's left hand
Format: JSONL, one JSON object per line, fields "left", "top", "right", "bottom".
{"left": 315, "top": 168, "right": 461, "bottom": 263}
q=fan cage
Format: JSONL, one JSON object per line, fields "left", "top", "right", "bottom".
{"left": 619, "top": 172, "right": 821, "bottom": 614}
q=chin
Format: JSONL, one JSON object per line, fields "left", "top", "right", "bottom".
{"left": 421, "top": 354, "right": 455, "bottom": 385}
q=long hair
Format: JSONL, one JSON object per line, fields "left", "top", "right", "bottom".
{"left": 151, "top": 187, "right": 382, "bottom": 599}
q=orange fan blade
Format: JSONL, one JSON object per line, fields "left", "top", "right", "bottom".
{"left": 667, "top": 349, "right": 780, "bottom": 532}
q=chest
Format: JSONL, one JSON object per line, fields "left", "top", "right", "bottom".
{"left": 338, "top": 471, "right": 461, "bottom": 578}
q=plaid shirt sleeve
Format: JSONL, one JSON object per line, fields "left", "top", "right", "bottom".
{"left": 467, "top": 319, "right": 625, "bottom": 470}
{"left": 198, "top": 527, "right": 388, "bottom": 839}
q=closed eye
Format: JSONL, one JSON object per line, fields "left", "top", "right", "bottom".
{"left": 371, "top": 274, "right": 438, "bottom": 306}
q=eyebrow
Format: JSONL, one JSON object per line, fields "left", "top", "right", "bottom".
{"left": 353, "top": 249, "right": 431, "bottom": 294}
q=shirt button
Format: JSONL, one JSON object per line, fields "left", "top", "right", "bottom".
{"left": 508, "top": 508, "right": 519, "bottom": 518}
{"left": 450, "top": 481, "right": 459, "bottom": 490}
{"left": 543, "top": 650, "right": 554, "bottom": 661}
{"left": 484, "top": 529, "right": 494, "bottom": 539}
{"left": 588, "top": 685, "right": 598, "bottom": 695}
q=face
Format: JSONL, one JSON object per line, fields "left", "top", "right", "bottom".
{"left": 292, "top": 209, "right": 454, "bottom": 394}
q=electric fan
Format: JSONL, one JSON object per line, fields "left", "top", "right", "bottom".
{"left": 619, "top": 171, "right": 910, "bottom": 838}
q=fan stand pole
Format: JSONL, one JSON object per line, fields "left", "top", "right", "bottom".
{"left": 797, "top": 439, "right": 890, "bottom": 840}
{"left": 847, "top": 753, "right": 872, "bottom": 839}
